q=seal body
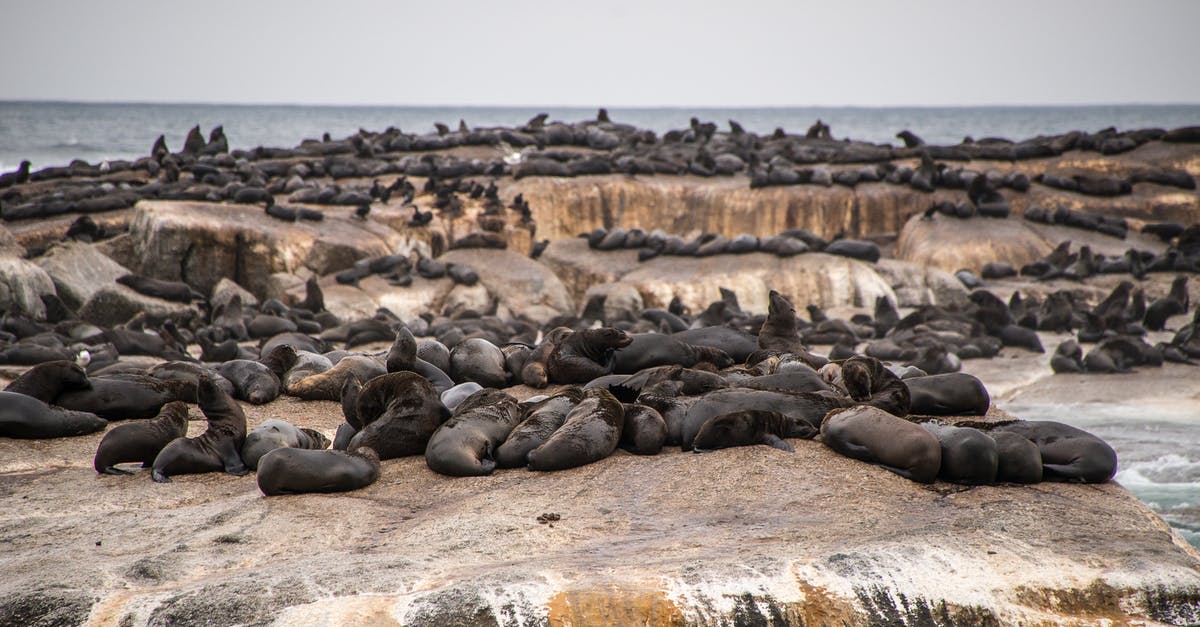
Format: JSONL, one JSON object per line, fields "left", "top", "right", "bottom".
{"left": 921, "top": 422, "right": 998, "bottom": 484}
{"left": 287, "top": 355, "right": 385, "bottom": 401}
{"left": 54, "top": 374, "right": 184, "bottom": 420}
{"left": 495, "top": 389, "right": 582, "bottom": 468}
{"left": 527, "top": 388, "right": 624, "bottom": 471}
{"left": 546, "top": 327, "right": 632, "bottom": 384}
{"left": 240, "top": 419, "right": 331, "bottom": 469}
{"left": 347, "top": 372, "right": 445, "bottom": 459}
{"left": 905, "top": 373, "right": 990, "bottom": 416}
{"left": 151, "top": 377, "right": 249, "bottom": 482}
{"left": 3, "top": 360, "right": 91, "bottom": 403}
{"left": 257, "top": 447, "right": 380, "bottom": 495}
{"left": 663, "top": 388, "right": 849, "bottom": 451}
{"left": 425, "top": 389, "right": 521, "bottom": 476}
{"left": 691, "top": 409, "right": 794, "bottom": 453}
{"left": 989, "top": 430, "right": 1043, "bottom": 483}
{"left": 215, "top": 359, "right": 281, "bottom": 405}
{"left": 820, "top": 406, "right": 942, "bottom": 483}
{"left": 620, "top": 404, "right": 667, "bottom": 455}
{"left": 94, "top": 401, "right": 189, "bottom": 474}
{"left": 0, "top": 391, "right": 107, "bottom": 439}
{"left": 993, "top": 420, "right": 1117, "bottom": 483}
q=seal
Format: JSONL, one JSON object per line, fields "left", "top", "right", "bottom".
{"left": 448, "top": 337, "right": 509, "bottom": 388}
{"left": 240, "top": 418, "right": 332, "bottom": 469}
{"left": 115, "top": 273, "right": 203, "bottom": 303}
{"left": 257, "top": 446, "right": 381, "bottom": 496}
{"left": 280, "top": 350, "right": 333, "bottom": 392}
{"left": 347, "top": 372, "right": 446, "bottom": 460}
{"left": 441, "top": 382, "right": 483, "bottom": 412}
{"left": 0, "top": 390, "right": 107, "bottom": 439}
{"left": 620, "top": 403, "right": 667, "bottom": 455}
{"left": 839, "top": 355, "right": 911, "bottom": 417}
{"left": 656, "top": 387, "right": 849, "bottom": 450}
{"left": 993, "top": 420, "right": 1117, "bottom": 483}
{"left": 691, "top": 409, "right": 795, "bottom": 453}
{"left": 214, "top": 359, "right": 281, "bottom": 405}
{"left": 520, "top": 327, "right": 572, "bottom": 388}
{"left": 93, "top": 401, "right": 190, "bottom": 474}
{"left": 546, "top": 327, "right": 632, "bottom": 383}
{"left": 151, "top": 376, "right": 249, "bottom": 482}
{"left": 612, "top": 333, "right": 732, "bottom": 374}
{"left": 495, "top": 388, "right": 584, "bottom": 468}
{"left": 819, "top": 406, "right": 942, "bottom": 483}
{"left": 527, "top": 388, "right": 624, "bottom": 471}
{"left": 988, "top": 430, "right": 1043, "bottom": 484}
{"left": 146, "top": 361, "right": 235, "bottom": 402}
{"left": 904, "top": 373, "right": 990, "bottom": 415}
{"left": 757, "top": 291, "right": 825, "bottom": 368}
{"left": 921, "top": 422, "right": 998, "bottom": 484}
{"left": 3, "top": 360, "right": 90, "bottom": 403}
{"left": 425, "top": 388, "right": 522, "bottom": 476}
{"left": 287, "top": 354, "right": 385, "bottom": 401}
{"left": 54, "top": 373, "right": 187, "bottom": 421}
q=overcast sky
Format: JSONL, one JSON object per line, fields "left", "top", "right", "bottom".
{"left": 1, "top": 0, "right": 1197, "bottom": 107}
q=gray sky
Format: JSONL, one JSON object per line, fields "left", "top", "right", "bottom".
{"left": 1, "top": 0, "right": 1197, "bottom": 107}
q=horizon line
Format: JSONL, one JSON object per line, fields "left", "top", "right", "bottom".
{"left": 3, "top": 98, "right": 1200, "bottom": 110}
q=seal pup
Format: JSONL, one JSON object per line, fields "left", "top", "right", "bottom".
{"left": 94, "top": 401, "right": 190, "bottom": 474}
{"left": 527, "top": 388, "right": 624, "bottom": 471}
{"left": 347, "top": 372, "right": 446, "bottom": 459}
{"left": 692, "top": 409, "right": 795, "bottom": 453}
{"left": 495, "top": 388, "right": 583, "bottom": 468}
{"left": 257, "top": 446, "right": 380, "bottom": 496}
{"left": 921, "top": 422, "right": 998, "bottom": 484}
{"left": 0, "top": 391, "right": 107, "bottom": 439}
{"left": 993, "top": 420, "right": 1117, "bottom": 483}
{"left": 546, "top": 327, "right": 633, "bottom": 384}
{"left": 904, "top": 373, "right": 990, "bottom": 415}
{"left": 240, "top": 419, "right": 331, "bottom": 469}
{"left": 425, "top": 388, "right": 522, "bottom": 476}
{"left": 988, "top": 430, "right": 1043, "bottom": 484}
{"left": 819, "top": 406, "right": 942, "bottom": 483}
{"left": 115, "top": 274, "right": 203, "bottom": 303}
{"left": 151, "top": 377, "right": 249, "bottom": 482}
{"left": 3, "top": 360, "right": 90, "bottom": 403}
{"left": 619, "top": 403, "right": 667, "bottom": 455}
{"left": 448, "top": 337, "right": 508, "bottom": 388}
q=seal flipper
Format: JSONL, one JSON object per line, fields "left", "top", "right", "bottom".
{"left": 219, "top": 440, "right": 249, "bottom": 476}
{"left": 761, "top": 434, "right": 794, "bottom": 452}
{"left": 151, "top": 469, "right": 172, "bottom": 483}
{"left": 333, "top": 422, "right": 357, "bottom": 451}
{"left": 99, "top": 466, "right": 134, "bottom": 476}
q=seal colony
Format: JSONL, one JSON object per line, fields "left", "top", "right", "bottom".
{"left": 0, "top": 112, "right": 1195, "bottom": 494}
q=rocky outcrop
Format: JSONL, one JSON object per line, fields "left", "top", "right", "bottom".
{"left": 539, "top": 239, "right": 894, "bottom": 315}
{"left": 34, "top": 241, "right": 130, "bottom": 310}
{"left": 895, "top": 213, "right": 1170, "bottom": 274}
{"left": 874, "top": 258, "right": 969, "bottom": 307}
{"left": 77, "top": 284, "right": 197, "bottom": 327}
{"left": 0, "top": 394, "right": 1196, "bottom": 626}
{"left": 0, "top": 253, "right": 56, "bottom": 319}
{"left": 439, "top": 248, "right": 573, "bottom": 323}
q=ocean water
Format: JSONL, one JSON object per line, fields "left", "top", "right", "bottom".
{"left": 1002, "top": 401, "right": 1200, "bottom": 548}
{"left": 2, "top": 101, "right": 1200, "bottom": 173}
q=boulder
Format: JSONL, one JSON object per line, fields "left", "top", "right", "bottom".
{"left": 440, "top": 248, "right": 573, "bottom": 324}
{"left": 210, "top": 278, "right": 258, "bottom": 311}
{"left": 288, "top": 274, "right": 455, "bottom": 323}
{"left": 874, "top": 258, "right": 970, "bottom": 307}
{"left": 34, "top": 241, "right": 130, "bottom": 310}
{"left": 619, "top": 252, "right": 895, "bottom": 314}
{"left": 0, "top": 254, "right": 56, "bottom": 319}
{"left": 126, "top": 201, "right": 408, "bottom": 298}
{"left": 584, "top": 282, "right": 645, "bottom": 322}
{"left": 77, "top": 284, "right": 198, "bottom": 327}
{"left": 539, "top": 238, "right": 642, "bottom": 302}
{"left": 442, "top": 283, "right": 493, "bottom": 316}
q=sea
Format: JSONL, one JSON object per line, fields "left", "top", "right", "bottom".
{"left": 1, "top": 101, "right": 1199, "bottom": 546}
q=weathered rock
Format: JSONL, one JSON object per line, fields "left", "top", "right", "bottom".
{"left": 442, "top": 283, "right": 493, "bottom": 316}
{"left": 440, "top": 248, "right": 573, "bottom": 323}
{"left": 874, "top": 258, "right": 970, "bottom": 307}
{"left": 126, "top": 200, "right": 408, "bottom": 298}
{"left": 34, "top": 241, "right": 130, "bottom": 310}
{"left": 288, "top": 274, "right": 455, "bottom": 323}
{"left": 78, "top": 284, "right": 197, "bottom": 327}
{"left": 209, "top": 277, "right": 258, "bottom": 311}
{"left": 265, "top": 272, "right": 306, "bottom": 303}
{"left": 539, "top": 238, "right": 642, "bottom": 303}
{"left": 584, "top": 282, "right": 645, "bottom": 321}
{"left": 0, "top": 224, "right": 22, "bottom": 255}
{"left": 0, "top": 254, "right": 56, "bottom": 319}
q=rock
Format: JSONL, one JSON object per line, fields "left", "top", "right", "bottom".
{"left": 77, "top": 284, "right": 197, "bottom": 327}
{"left": 874, "top": 258, "right": 969, "bottom": 307}
{"left": 442, "top": 283, "right": 492, "bottom": 316}
{"left": 584, "top": 282, "right": 645, "bottom": 322}
{"left": 288, "top": 274, "right": 455, "bottom": 323}
{"left": 539, "top": 238, "right": 642, "bottom": 303}
{"left": 126, "top": 200, "right": 408, "bottom": 298}
{"left": 34, "top": 241, "right": 130, "bottom": 310}
{"left": 210, "top": 277, "right": 258, "bottom": 311}
{"left": 440, "top": 248, "right": 573, "bottom": 324}
{"left": 0, "top": 224, "right": 23, "bottom": 256}
{"left": 620, "top": 252, "right": 895, "bottom": 314}
{"left": 0, "top": 254, "right": 56, "bottom": 319}
{"left": 266, "top": 272, "right": 306, "bottom": 303}
{"left": 93, "top": 232, "right": 136, "bottom": 269}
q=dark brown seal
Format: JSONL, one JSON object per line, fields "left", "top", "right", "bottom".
{"left": 3, "top": 360, "right": 90, "bottom": 403}
{"left": 425, "top": 388, "right": 521, "bottom": 476}
{"left": 257, "top": 446, "right": 380, "bottom": 496}
{"left": 94, "top": 401, "right": 190, "bottom": 475}
{"left": 527, "top": 388, "right": 624, "bottom": 471}
{"left": 819, "top": 405, "right": 941, "bottom": 483}
{"left": 151, "top": 377, "right": 249, "bottom": 482}
{"left": 347, "top": 372, "right": 446, "bottom": 460}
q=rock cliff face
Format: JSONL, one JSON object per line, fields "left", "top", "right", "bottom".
{"left": 0, "top": 396, "right": 1197, "bottom": 626}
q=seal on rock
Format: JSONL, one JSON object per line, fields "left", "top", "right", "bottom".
{"left": 93, "top": 401, "right": 190, "bottom": 474}
{"left": 620, "top": 403, "right": 667, "bottom": 455}
{"left": 425, "top": 388, "right": 522, "bottom": 476}
{"left": 495, "top": 388, "right": 583, "bottom": 468}
{"left": 546, "top": 327, "right": 633, "bottom": 384}
{"left": 921, "top": 422, "right": 998, "bottom": 484}
{"left": 287, "top": 354, "right": 386, "bottom": 401}
{"left": 757, "top": 291, "right": 825, "bottom": 368}
{"left": 240, "top": 419, "right": 331, "bottom": 469}
{"left": 988, "top": 429, "right": 1043, "bottom": 484}
{"left": 347, "top": 372, "right": 446, "bottom": 459}
{"left": 151, "top": 377, "right": 249, "bottom": 482}
{"left": 904, "top": 373, "right": 990, "bottom": 416}
{"left": 527, "top": 388, "right": 625, "bottom": 471}
{"left": 819, "top": 405, "right": 942, "bottom": 483}
{"left": 257, "top": 446, "right": 380, "bottom": 496}
{"left": 691, "top": 409, "right": 795, "bottom": 453}
{"left": 54, "top": 374, "right": 186, "bottom": 421}
{"left": 0, "top": 391, "right": 107, "bottom": 439}
{"left": 3, "top": 360, "right": 90, "bottom": 403}
{"left": 993, "top": 420, "right": 1117, "bottom": 483}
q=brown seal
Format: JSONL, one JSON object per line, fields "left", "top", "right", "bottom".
{"left": 425, "top": 388, "right": 521, "bottom": 476}
{"left": 495, "top": 388, "right": 584, "bottom": 468}
{"left": 94, "top": 401, "right": 190, "bottom": 475}
{"left": 257, "top": 446, "right": 380, "bottom": 496}
{"left": 347, "top": 372, "right": 446, "bottom": 460}
{"left": 0, "top": 391, "right": 107, "bottom": 439}
{"left": 757, "top": 290, "right": 826, "bottom": 368}
{"left": 3, "top": 360, "right": 91, "bottom": 403}
{"left": 819, "top": 405, "right": 941, "bottom": 483}
{"left": 546, "top": 327, "right": 632, "bottom": 384}
{"left": 240, "top": 419, "right": 332, "bottom": 469}
{"left": 527, "top": 388, "right": 624, "bottom": 471}
{"left": 287, "top": 355, "right": 386, "bottom": 401}
{"left": 151, "top": 377, "right": 249, "bottom": 482}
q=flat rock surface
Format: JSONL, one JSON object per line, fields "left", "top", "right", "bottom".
{"left": 1, "top": 377, "right": 1198, "bottom": 625}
